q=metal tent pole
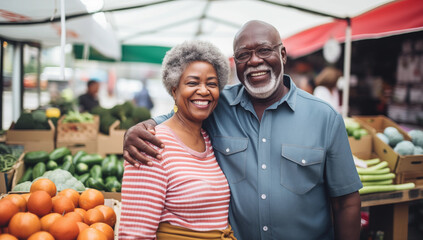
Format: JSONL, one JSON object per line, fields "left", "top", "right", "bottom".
{"left": 12, "top": 42, "right": 22, "bottom": 122}
{"left": 342, "top": 18, "right": 352, "bottom": 118}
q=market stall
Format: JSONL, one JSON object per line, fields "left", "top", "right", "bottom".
{"left": 1, "top": 1, "right": 423, "bottom": 239}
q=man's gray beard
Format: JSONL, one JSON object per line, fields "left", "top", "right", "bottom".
{"left": 243, "top": 69, "right": 282, "bottom": 99}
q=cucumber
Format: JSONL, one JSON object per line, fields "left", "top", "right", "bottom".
{"left": 32, "top": 162, "right": 46, "bottom": 179}
{"left": 365, "top": 161, "right": 388, "bottom": 170}
{"left": 46, "top": 160, "right": 59, "bottom": 170}
{"left": 356, "top": 167, "right": 390, "bottom": 175}
{"left": 24, "top": 151, "right": 49, "bottom": 165}
{"left": 116, "top": 159, "right": 124, "bottom": 181}
{"left": 102, "top": 156, "right": 117, "bottom": 178}
{"left": 73, "top": 150, "right": 87, "bottom": 165}
{"left": 19, "top": 167, "right": 33, "bottom": 183}
{"left": 49, "top": 147, "right": 71, "bottom": 163}
{"left": 86, "top": 177, "right": 108, "bottom": 191}
{"left": 78, "top": 173, "right": 91, "bottom": 185}
{"left": 359, "top": 183, "right": 415, "bottom": 195}
{"left": 90, "top": 164, "right": 103, "bottom": 180}
{"left": 363, "top": 158, "right": 381, "bottom": 166}
{"left": 105, "top": 176, "right": 118, "bottom": 184}
{"left": 75, "top": 162, "right": 90, "bottom": 175}
{"left": 359, "top": 173, "right": 395, "bottom": 182}
{"left": 79, "top": 154, "right": 103, "bottom": 166}
{"left": 61, "top": 160, "right": 75, "bottom": 175}
{"left": 105, "top": 179, "right": 121, "bottom": 192}
{"left": 362, "top": 179, "right": 393, "bottom": 186}
{"left": 63, "top": 154, "right": 73, "bottom": 163}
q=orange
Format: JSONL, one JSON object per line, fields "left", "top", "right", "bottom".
{"left": 79, "top": 189, "right": 104, "bottom": 210}
{"left": 64, "top": 212, "right": 83, "bottom": 223}
{"left": 58, "top": 189, "right": 80, "bottom": 208}
{"left": 90, "top": 222, "right": 114, "bottom": 240}
{"left": 27, "top": 191, "right": 53, "bottom": 217}
{"left": 0, "top": 198, "right": 19, "bottom": 227}
{"left": 52, "top": 196, "right": 75, "bottom": 214}
{"left": 48, "top": 216, "right": 79, "bottom": 240}
{"left": 8, "top": 212, "right": 41, "bottom": 239}
{"left": 4, "top": 194, "right": 26, "bottom": 212}
{"left": 27, "top": 231, "right": 55, "bottom": 240}
{"left": 21, "top": 193, "right": 31, "bottom": 203}
{"left": 83, "top": 208, "right": 105, "bottom": 225}
{"left": 0, "top": 234, "right": 18, "bottom": 240}
{"left": 40, "top": 213, "right": 62, "bottom": 231}
{"left": 94, "top": 205, "right": 116, "bottom": 227}
{"left": 30, "top": 179, "right": 57, "bottom": 197}
{"left": 73, "top": 208, "right": 87, "bottom": 219}
{"left": 77, "top": 228, "right": 107, "bottom": 240}
{"left": 76, "top": 222, "right": 89, "bottom": 234}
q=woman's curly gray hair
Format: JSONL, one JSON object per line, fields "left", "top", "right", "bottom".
{"left": 161, "top": 40, "right": 230, "bottom": 95}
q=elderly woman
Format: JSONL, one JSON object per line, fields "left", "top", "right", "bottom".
{"left": 118, "top": 41, "right": 235, "bottom": 240}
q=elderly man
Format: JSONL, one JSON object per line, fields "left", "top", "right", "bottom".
{"left": 123, "top": 20, "right": 362, "bottom": 240}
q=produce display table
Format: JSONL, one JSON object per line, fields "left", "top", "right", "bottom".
{"left": 361, "top": 186, "right": 423, "bottom": 240}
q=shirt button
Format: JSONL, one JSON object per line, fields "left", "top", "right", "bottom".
{"left": 263, "top": 226, "right": 268, "bottom": 231}
{"left": 261, "top": 194, "right": 267, "bottom": 200}
{"left": 262, "top": 138, "right": 267, "bottom": 142}
{"left": 261, "top": 164, "right": 267, "bottom": 170}
{"left": 301, "top": 159, "right": 306, "bottom": 164}
{"left": 226, "top": 148, "right": 230, "bottom": 153}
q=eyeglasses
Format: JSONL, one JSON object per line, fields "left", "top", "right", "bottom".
{"left": 234, "top": 43, "right": 283, "bottom": 63}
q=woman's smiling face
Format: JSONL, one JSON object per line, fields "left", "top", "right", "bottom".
{"left": 172, "top": 61, "right": 220, "bottom": 123}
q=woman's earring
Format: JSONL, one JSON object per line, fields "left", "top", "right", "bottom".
{"left": 173, "top": 104, "right": 178, "bottom": 113}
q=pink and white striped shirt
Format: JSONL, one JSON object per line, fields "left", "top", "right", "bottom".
{"left": 119, "top": 124, "right": 231, "bottom": 239}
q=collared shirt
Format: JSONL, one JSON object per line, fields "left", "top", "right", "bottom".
{"left": 155, "top": 75, "right": 362, "bottom": 240}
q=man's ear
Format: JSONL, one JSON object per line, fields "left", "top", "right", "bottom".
{"left": 281, "top": 46, "right": 287, "bottom": 64}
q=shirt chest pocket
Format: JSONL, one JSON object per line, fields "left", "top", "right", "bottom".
{"left": 280, "top": 145, "right": 324, "bottom": 194}
{"left": 213, "top": 137, "right": 248, "bottom": 184}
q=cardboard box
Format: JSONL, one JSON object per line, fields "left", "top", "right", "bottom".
{"left": 97, "top": 120, "right": 125, "bottom": 157}
{"left": 353, "top": 115, "right": 411, "bottom": 139}
{"left": 348, "top": 121, "right": 373, "bottom": 157}
{"left": 354, "top": 115, "right": 423, "bottom": 174}
{"left": 1, "top": 153, "right": 24, "bottom": 193}
{"left": 396, "top": 171, "right": 423, "bottom": 186}
{"left": 6, "top": 119, "right": 55, "bottom": 152}
{"left": 10, "top": 160, "right": 25, "bottom": 191}
{"left": 57, "top": 115, "right": 99, "bottom": 142}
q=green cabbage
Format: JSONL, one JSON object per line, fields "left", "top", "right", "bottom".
{"left": 409, "top": 130, "right": 423, "bottom": 148}
{"left": 394, "top": 140, "right": 415, "bottom": 156}
{"left": 383, "top": 127, "right": 404, "bottom": 147}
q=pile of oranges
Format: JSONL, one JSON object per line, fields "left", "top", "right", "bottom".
{"left": 0, "top": 178, "right": 116, "bottom": 240}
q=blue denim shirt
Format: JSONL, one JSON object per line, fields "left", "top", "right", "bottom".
{"left": 155, "top": 75, "right": 362, "bottom": 240}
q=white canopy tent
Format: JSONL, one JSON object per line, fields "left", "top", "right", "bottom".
{"left": 0, "top": 0, "right": 397, "bottom": 124}
{"left": 0, "top": 0, "right": 121, "bottom": 59}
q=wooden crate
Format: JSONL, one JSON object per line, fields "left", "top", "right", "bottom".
{"left": 57, "top": 115, "right": 99, "bottom": 142}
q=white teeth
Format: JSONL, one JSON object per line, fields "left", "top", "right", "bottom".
{"left": 250, "top": 72, "right": 267, "bottom": 77}
{"left": 193, "top": 101, "right": 209, "bottom": 106}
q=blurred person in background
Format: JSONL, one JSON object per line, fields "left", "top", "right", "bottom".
{"left": 296, "top": 75, "right": 315, "bottom": 94}
{"left": 133, "top": 79, "right": 154, "bottom": 110}
{"left": 313, "top": 66, "right": 343, "bottom": 113}
{"left": 78, "top": 79, "right": 100, "bottom": 112}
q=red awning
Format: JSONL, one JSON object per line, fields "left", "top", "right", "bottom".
{"left": 283, "top": 0, "right": 423, "bottom": 58}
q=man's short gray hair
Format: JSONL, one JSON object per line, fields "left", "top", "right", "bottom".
{"left": 161, "top": 40, "right": 230, "bottom": 95}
